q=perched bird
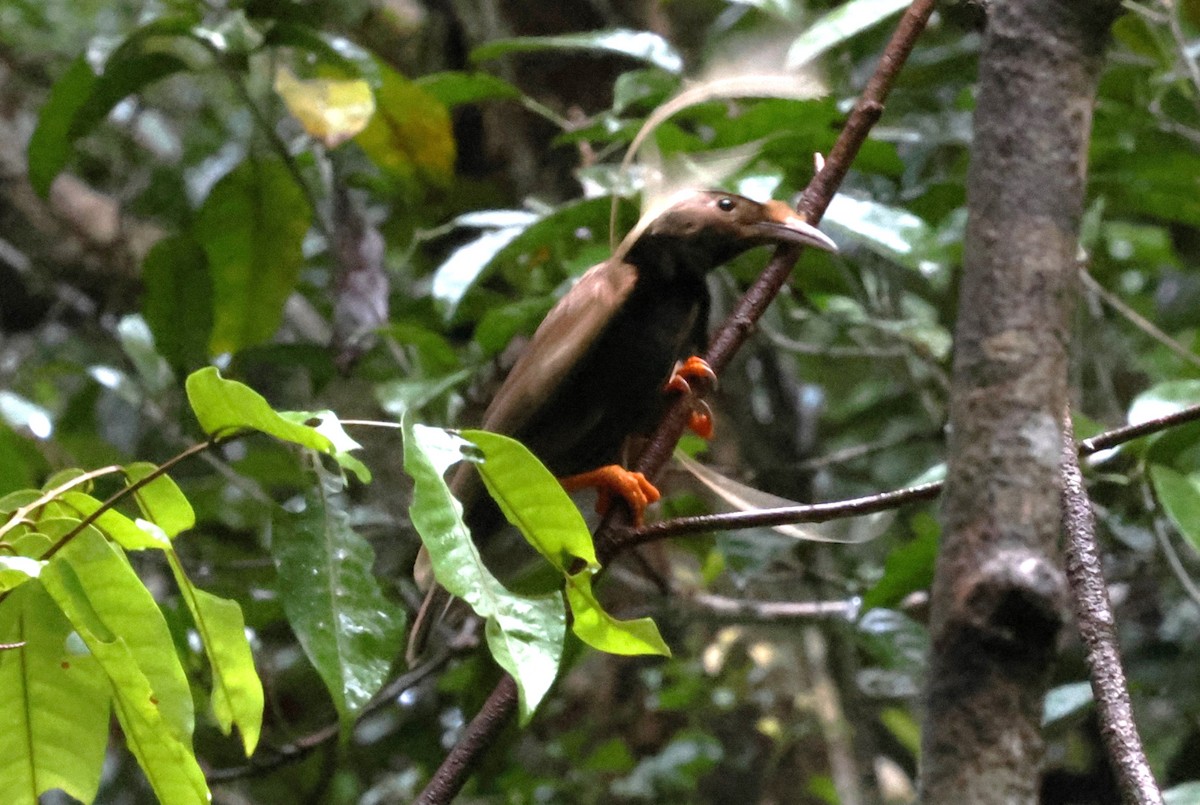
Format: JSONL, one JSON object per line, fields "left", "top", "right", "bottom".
{"left": 409, "top": 190, "right": 837, "bottom": 658}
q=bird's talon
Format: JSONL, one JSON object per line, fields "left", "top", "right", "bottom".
{"left": 667, "top": 356, "right": 717, "bottom": 394}
{"left": 560, "top": 466, "right": 660, "bottom": 525}
{"left": 687, "top": 402, "right": 715, "bottom": 439}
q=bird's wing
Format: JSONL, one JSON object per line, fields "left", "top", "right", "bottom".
{"left": 480, "top": 258, "right": 639, "bottom": 437}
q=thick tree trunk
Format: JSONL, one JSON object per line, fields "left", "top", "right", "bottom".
{"left": 919, "top": 1, "right": 1120, "bottom": 802}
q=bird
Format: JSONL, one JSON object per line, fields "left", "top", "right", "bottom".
{"left": 408, "top": 189, "right": 837, "bottom": 659}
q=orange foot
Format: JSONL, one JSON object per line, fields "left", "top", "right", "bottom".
{"left": 560, "top": 465, "right": 661, "bottom": 525}
{"left": 665, "top": 356, "right": 717, "bottom": 395}
{"left": 666, "top": 356, "right": 717, "bottom": 439}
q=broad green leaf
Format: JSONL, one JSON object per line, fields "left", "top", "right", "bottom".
{"left": 355, "top": 65, "right": 454, "bottom": 185}
{"left": 272, "top": 487, "right": 403, "bottom": 733}
{"left": 274, "top": 66, "right": 375, "bottom": 148}
{"left": 141, "top": 234, "right": 213, "bottom": 370}
{"left": 375, "top": 369, "right": 473, "bottom": 418}
{"left": 40, "top": 530, "right": 207, "bottom": 804}
{"left": 1166, "top": 782, "right": 1200, "bottom": 805}
{"left": 461, "top": 430, "right": 597, "bottom": 571}
{"left": 192, "top": 158, "right": 312, "bottom": 354}
{"left": 41, "top": 527, "right": 194, "bottom": 743}
{"left": 278, "top": 411, "right": 372, "bottom": 483}
{"left": 165, "top": 552, "right": 263, "bottom": 755}
{"left": 786, "top": 0, "right": 911, "bottom": 69}
{"left": 0, "top": 556, "right": 45, "bottom": 592}
{"left": 824, "top": 195, "right": 942, "bottom": 274}
{"left": 1150, "top": 464, "right": 1200, "bottom": 552}
{"left": 431, "top": 225, "right": 530, "bottom": 317}
{"left": 185, "top": 367, "right": 333, "bottom": 450}
{"left": 403, "top": 423, "right": 564, "bottom": 721}
{"left": 566, "top": 571, "right": 669, "bottom": 657}
{"left": 125, "top": 462, "right": 194, "bottom": 538}
{"left": 0, "top": 583, "right": 110, "bottom": 805}
{"left": 27, "top": 57, "right": 96, "bottom": 197}
{"left": 472, "top": 29, "right": 683, "bottom": 75}
{"left": 417, "top": 71, "right": 522, "bottom": 107}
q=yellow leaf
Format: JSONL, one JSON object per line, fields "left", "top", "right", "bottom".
{"left": 355, "top": 65, "right": 455, "bottom": 186}
{"left": 274, "top": 66, "right": 375, "bottom": 149}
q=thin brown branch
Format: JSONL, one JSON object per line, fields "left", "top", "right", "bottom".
{"left": 1079, "top": 401, "right": 1200, "bottom": 453}
{"left": 415, "top": 675, "right": 519, "bottom": 805}
{"left": 1061, "top": 415, "right": 1163, "bottom": 804}
{"left": 614, "top": 481, "right": 941, "bottom": 549}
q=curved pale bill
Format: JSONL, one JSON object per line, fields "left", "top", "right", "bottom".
{"left": 759, "top": 200, "right": 838, "bottom": 253}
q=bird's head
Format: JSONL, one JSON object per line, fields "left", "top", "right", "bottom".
{"left": 623, "top": 190, "right": 837, "bottom": 279}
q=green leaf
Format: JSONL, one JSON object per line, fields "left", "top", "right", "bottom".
{"left": 141, "top": 234, "right": 214, "bottom": 370}
{"left": 1150, "top": 464, "right": 1200, "bottom": 552}
{"left": 1128, "top": 380, "right": 1200, "bottom": 426}
{"left": 1166, "top": 782, "right": 1200, "bottom": 805}
{"left": 417, "top": 71, "right": 522, "bottom": 107}
{"left": 461, "top": 430, "right": 597, "bottom": 572}
{"left": 272, "top": 487, "right": 403, "bottom": 733}
{"left": 53, "top": 492, "right": 165, "bottom": 551}
{"left": 40, "top": 526, "right": 194, "bottom": 742}
{"left": 0, "top": 583, "right": 111, "bottom": 805}
{"left": 861, "top": 514, "right": 938, "bottom": 611}
{"left": 355, "top": 65, "right": 455, "bottom": 185}
{"left": 185, "top": 367, "right": 333, "bottom": 449}
{"left": 403, "top": 423, "right": 564, "bottom": 722}
{"left": 125, "top": 462, "right": 194, "bottom": 538}
{"left": 40, "top": 529, "right": 207, "bottom": 804}
{"left": 278, "top": 411, "right": 372, "bottom": 483}
{"left": 786, "top": 0, "right": 911, "bottom": 69}
{"left": 192, "top": 157, "right": 312, "bottom": 355}
{"left": 0, "top": 556, "right": 45, "bottom": 592}
{"left": 471, "top": 29, "right": 683, "bottom": 75}
{"left": 566, "top": 571, "right": 669, "bottom": 656}
{"left": 165, "top": 551, "right": 263, "bottom": 755}
{"left": 27, "top": 57, "right": 96, "bottom": 197}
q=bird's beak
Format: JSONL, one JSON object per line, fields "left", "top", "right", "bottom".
{"left": 758, "top": 200, "right": 838, "bottom": 253}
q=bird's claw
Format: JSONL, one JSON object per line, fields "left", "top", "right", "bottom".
{"left": 666, "top": 356, "right": 717, "bottom": 395}
{"left": 686, "top": 401, "right": 714, "bottom": 439}
{"left": 560, "top": 465, "right": 661, "bottom": 526}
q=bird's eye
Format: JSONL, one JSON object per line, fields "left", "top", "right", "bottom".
{"left": 717, "top": 197, "right": 736, "bottom": 212}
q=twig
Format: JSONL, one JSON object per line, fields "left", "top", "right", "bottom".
{"left": 1079, "top": 401, "right": 1200, "bottom": 453}
{"left": 1060, "top": 414, "right": 1163, "bottom": 805}
{"left": 415, "top": 675, "right": 518, "bottom": 805}
{"left": 1079, "top": 267, "right": 1200, "bottom": 371}
{"left": 207, "top": 646, "right": 451, "bottom": 783}
{"left": 613, "top": 482, "right": 941, "bottom": 549}
{"left": 682, "top": 592, "right": 859, "bottom": 624}
{"left": 415, "top": 3, "right": 940, "bottom": 801}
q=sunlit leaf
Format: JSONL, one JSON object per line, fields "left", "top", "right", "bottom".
{"left": 566, "top": 571, "right": 669, "bottom": 657}
{"left": 0, "top": 555, "right": 44, "bottom": 592}
{"left": 0, "top": 583, "right": 110, "bottom": 804}
{"left": 124, "top": 462, "right": 194, "bottom": 538}
{"left": 461, "top": 430, "right": 596, "bottom": 571}
{"left": 403, "top": 423, "right": 564, "bottom": 721}
{"left": 274, "top": 66, "right": 375, "bottom": 148}
{"left": 472, "top": 29, "right": 684, "bottom": 75}
{"left": 165, "top": 552, "right": 262, "bottom": 755}
{"left": 185, "top": 367, "right": 332, "bottom": 449}
{"left": 1042, "top": 681, "right": 1094, "bottom": 727}
{"left": 417, "top": 71, "right": 522, "bottom": 107}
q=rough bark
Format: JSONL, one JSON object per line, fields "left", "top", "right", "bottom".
{"left": 919, "top": 1, "right": 1120, "bottom": 802}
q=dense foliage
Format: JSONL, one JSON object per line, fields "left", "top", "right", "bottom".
{"left": 3, "top": 0, "right": 1200, "bottom": 802}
